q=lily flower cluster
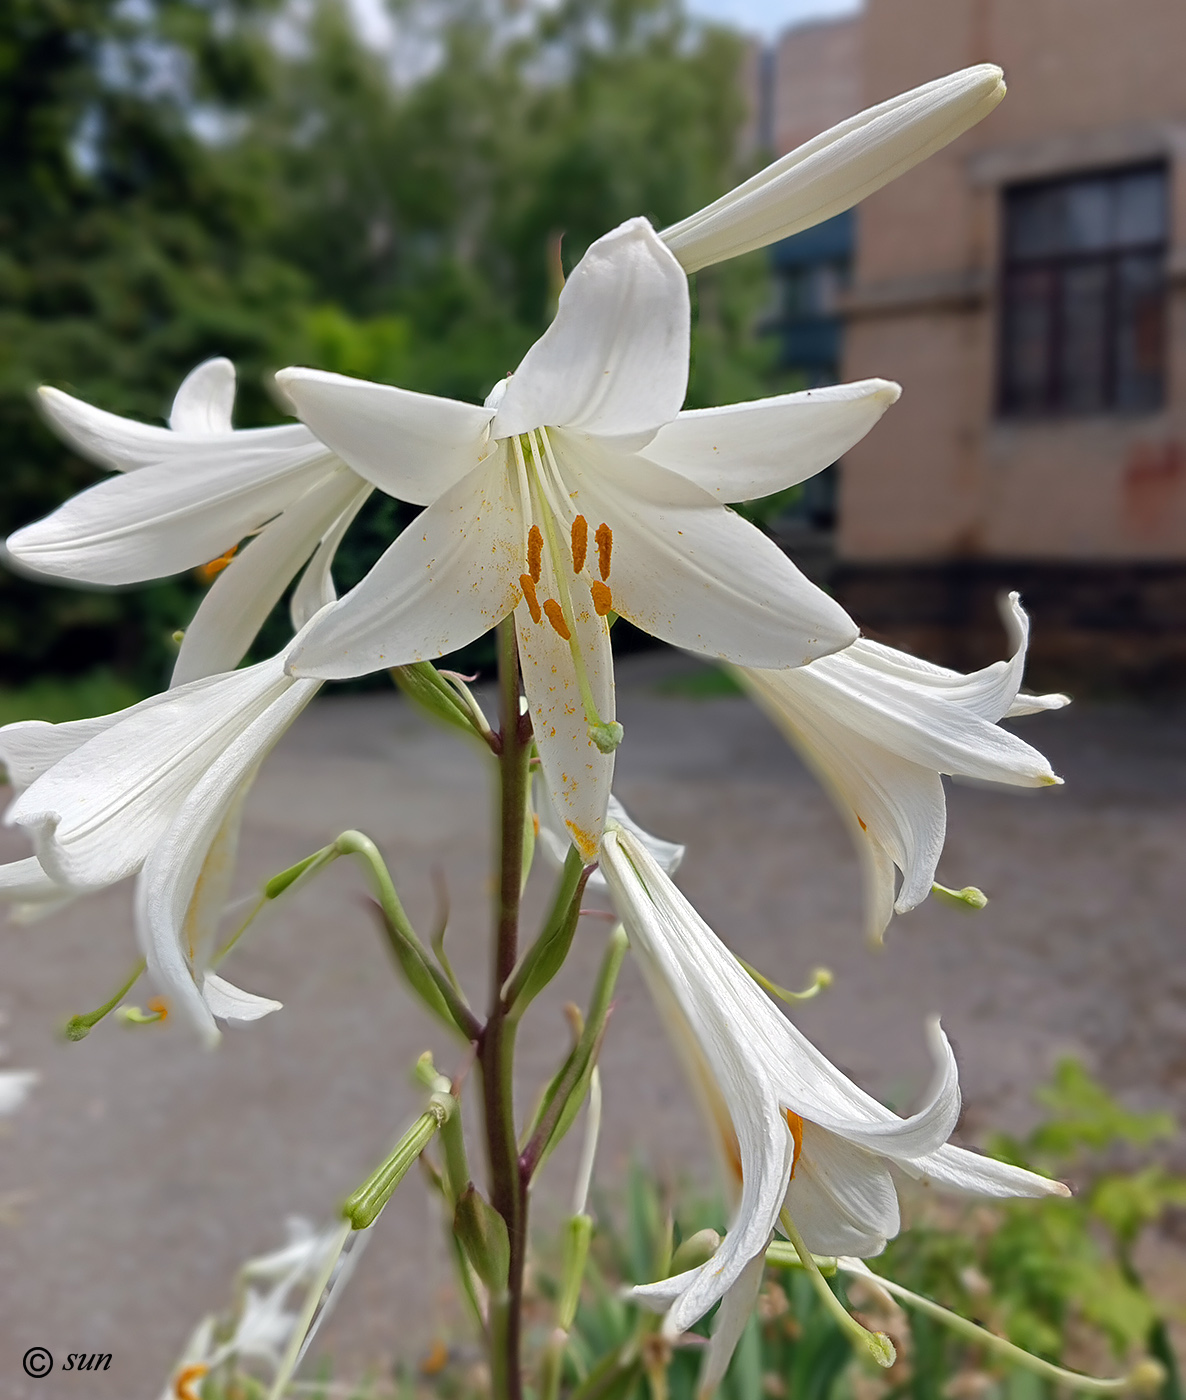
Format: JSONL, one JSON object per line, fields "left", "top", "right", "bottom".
{"left": 0, "top": 59, "right": 1097, "bottom": 1398}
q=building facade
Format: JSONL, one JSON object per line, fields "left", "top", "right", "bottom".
{"left": 767, "top": 1, "right": 1186, "bottom": 688}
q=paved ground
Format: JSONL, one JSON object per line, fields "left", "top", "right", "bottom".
{"left": 0, "top": 651, "right": 1184, "bottom": 1399}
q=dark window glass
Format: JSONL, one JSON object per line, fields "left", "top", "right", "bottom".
{"left": 999, "top": 164, "right": 1168, "bottom": 416}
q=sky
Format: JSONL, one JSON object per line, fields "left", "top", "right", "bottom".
{"left": 348, "top": 0, "right": 862, "bottom": 47}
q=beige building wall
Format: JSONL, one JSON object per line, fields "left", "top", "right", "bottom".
{"left": 773, "top": 16, "right": 863, "bottom": 156}
{"left": 838, "top": 0, "right": 1186, "bottom": 566}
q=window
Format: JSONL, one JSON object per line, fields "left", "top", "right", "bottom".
{"left": 998, "top": 165, "right": 1168, "bottom": 416}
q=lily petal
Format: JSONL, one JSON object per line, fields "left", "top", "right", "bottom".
{"left": 6, "top": 440, "right": 335, "bottom": 585}
{"left": 786, "top": 1123, "right": 900, "bottom": 1251}
{"left": 288, "top": 456, "right": 521, "bottom": 680}
{"left": 698, "top": 1252, "right": 767, "bottom": 1399}
{"left": 172, "top": 469, "right": 370, "bottom": 686}
{"left": 906, "top": 1141, "right": 1069, "bottom": 1199}
{"left": 517, "top": 549, "right": 615, "bottom": 860}
{"left": 290, "top": 484, "right": 372, "bottom": 631}
{"left": 641, "top": 380, "right": 900, "bottom": 503}
{"left": 7, "top": 662, "right": 297, "bottom": 889}
{"left": 200, "top": 972, "right": 284, "bottom": 1024}
{"left": 555, "top": 432, "right": 857, "bottom": 667}
{"left": 170, "top": 358, "right": 236, "bottom": 434}
{"left": 275, "top": 367, "right": 494, "bottom": 507}
{"left": 661, "top": 65, "right": 1005, "bottom": 273}
{"left": 492, "top": 219, "right": 690, "bottom": 444}
{"left": 136, "top": 677, "right": 318, "bottom": 1040}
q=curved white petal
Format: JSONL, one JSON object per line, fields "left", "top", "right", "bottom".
{"left": 848, "top": 595, "right": 1069, "bottom": 723}
{"left": 905, "top": 1141, "right": 1069, "bottom": 1199}
{"left": 288, "top": 455, "right": 522, "bottom": 680}
{"left": 790, "top": 649, "right": 1061, "bottom": 787}
{"left": 555, "top": 432, "right": 856, "bottom": 667}
{"left": 0, "top": 855, "right": 69, "bottom": 902}
{"left": 37, "top": 386, "right": 179, "bottom": 473}
{"left": 782, "top": 1155, "right": 890, "bottom": 1257}
{"left": 792, "top": 1126, "right": 900, "bottom": 1249}
{"left": 518, "top": 563, "right": 615, "bottom": 862}
{"left": 275, "top": 368, "right": 493, "bottom": 507}
{"left": 290, "top": 483, "right": 372, "bottom": 631}
{"left": 200, "top": 973, "right": 283, "bottom": 1024}
{"left": 36, "top": 383, "right": 313, "bottom": 474}
{"left": 6, "top": 439, "right": 335, "bottom": 585}
{"left": 641, "top": 380, "right": 900, "bottom": 503}
{"left": 170, "top": 358, "right": 236, "bottom": 434}
{"left": 136, "top": 677, "right": 318, "bottom": 1041}
{"left": 698, "top": 1252, "right": 766, "bottom": 1398}
{"left": 661, "top": 66, "right": 1005, "bottom": 273}
{"left": 492, "top": 219, "right": 689, "bottom": 443}
{"left": 7, "top": 660, "right": 296, "bottom": 889}
{"left": 172, "top": 469, "right": 369, "bottom": 686}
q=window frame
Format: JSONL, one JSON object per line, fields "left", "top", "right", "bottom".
{"left": 996, "top": 162, "right": 1170, "bottom": 419}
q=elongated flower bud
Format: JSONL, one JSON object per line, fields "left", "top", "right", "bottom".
{"left": 660, "top": 65, "right": 1005, "bottom": 273}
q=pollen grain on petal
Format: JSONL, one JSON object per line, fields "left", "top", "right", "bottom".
{"left": 590, "top": 580, "right": 613, "bottom": 616}
{"left": 856, "top": 815, "right": 868, "bottom": 832}
{"left": 197, "top": 545, "right": 237, "bottom": 583}
{"left": 595, "top": 522, "right": 612, "bottom": 580}
{"left": 527, "top": 525, "right": 544, "bottom": 584}
{"left": 519, "top": 573, "right": 542, "bottom": 624}
{"left": 542, "top": 598, "right": 571, "bottom": 640}
{"left": 784, "top": 1110, "right": 804, "bottom": 1179}
{"left": 570, "top": 514, "right": 588, "bottom": 573}
{"left": 565, "top": 819, "right": 598, "bottom": 862}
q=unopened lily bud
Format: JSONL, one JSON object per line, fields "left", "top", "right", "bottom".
{"left": 344, "top": 1099, "right": 452, "bottom": 1229}
{"left": 670, "top": 1227, "right": 721, "bottom": 1274}
{"left": 661, "top": 65, "right": 1005, "bottom": 273}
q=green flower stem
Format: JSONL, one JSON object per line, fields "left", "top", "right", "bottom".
{"left": 64, "top": 958, "right": 146, "bottom": 1041}
{"left": 779, "top": 1209, "right": 896, "bottom": 1367}
{"left": 842, "top": 1262, "right": 1166, "bottom": 1395}
{"left": 479, "top": 616, "right": 534, "bottom": 1400}
{"left": 334, "top": 830, "right": 481, "bottom": 1040}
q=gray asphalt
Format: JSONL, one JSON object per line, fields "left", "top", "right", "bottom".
{"left": 1, "top": 651, "right": 1183, "bottom": 1399}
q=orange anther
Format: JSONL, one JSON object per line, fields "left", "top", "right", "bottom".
{"left": 146, "top": 996, "right": 169, "bottom": 1021}
{"left": 527, "top": 525, "right": 544, "bottom": 584}
{"left": 856, "top": 815, "right": 868, "bottom": 832}
{"left": 590, "top": 581, "right": 613, "bottom": 616}
{"left": 198, "top": 545, "right": 237, "bottom": 583}
{"left": 570, "top": 515, "right": 588, "bottom": 573}
{"left": 784, "top": 1110, "right": 804, "bottom": 1179}
{"left": 421, "top": 1338, "right": 449, "bottom": 1377}
{"left": 519, "top": 573, "right": 542, "bottom": 625}
{"left": 542, "top": 599, "right": 571, "bottom": 641}
{"left": 175, "top": 1364, "right": 209, "bottom": 1400}
{"left": 595, "top": 523, "right": 612, "bottom": 580}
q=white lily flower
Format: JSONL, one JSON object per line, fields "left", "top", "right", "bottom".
{"left": 736, "top": 593, "right": 1069, "bottom": 942}
{"left": 0, "top": 618, "right": 327, "bottom": 1040}
{"left": 6, "top": 357, "right": 371, "bottom": 685}
{"left": 161, "top": 1216, "right": 366, "bottom": 1400}
{"left": 599, "top": 824, "right": 1067, "bottom": 1395}
{"left": 279, "top": 220, "right": 896, "bottom": 856}
{"left": 661, "top": 65, "right": 1006, "bottom": 274}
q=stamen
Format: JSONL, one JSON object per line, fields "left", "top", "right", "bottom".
{"left": 784, "top": 1110, "right": 804, "bottom": 1179}
{"left": 590, "top": 581, "right": 613, "bottom": 617}
{"left": 175, "top": 1364, "right": 208, "bottom": 1400}
{"left": 543, "top": 599, "right": 571, "bottom": 641}
{"left": 595, "top": 523, "right": 612, "bottom": 580}
{"left": 570, "top": 515, "right": 588, "bottom": 573}
{"left": 519, "top": 573, "right": 542, "bottom": 625}
{"left": 527, "top": 525, "right": 544, "bottom": 584}
{"left": 198, "top": 545, "right": 237, "bottom": 583}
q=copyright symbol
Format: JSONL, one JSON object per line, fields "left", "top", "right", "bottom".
{"left": 23, "top": 1348, "right": 53, "bottom": 1378}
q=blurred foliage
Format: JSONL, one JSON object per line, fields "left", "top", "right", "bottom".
{"left": 1, "top": 0, "right": 784, "bottom": 698}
